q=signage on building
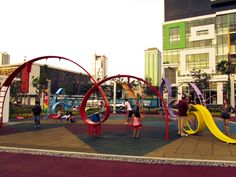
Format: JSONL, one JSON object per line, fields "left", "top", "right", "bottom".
{"left": 21, "top": 66, "right": 29, "bottom": 93}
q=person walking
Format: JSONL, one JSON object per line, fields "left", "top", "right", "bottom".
{"left": 221, "top": 98, "right": 235, "bottom": 136}
{"left": 178, "top": 95, "right": 189, "bottom": 137}
{"left": 124, "top": 98, "right": 133, "bottom": 125}
{"left": 32, "top": 101, "right": 42, "bottom": 128}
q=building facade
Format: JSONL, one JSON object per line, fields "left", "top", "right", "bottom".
{"left": 0, "top": 63, "right": 91, "bottom": 105}
{"left": 163, "top": 0, "right": 236, "bottom": 104}
{"left": 92, "top": 53, "right": 108, "bottom": 80}
{"left": 0, "top": 52, "right": 10, "bottom": 65}
{"left": 144, "top": 48, "right": 162, "bottom": 86}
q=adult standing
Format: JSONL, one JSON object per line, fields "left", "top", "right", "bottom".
{"left": 32, "top": 101, "right": 42, "bottom": 128}
{"left": 221, "top": 98, "right": 235, "bottom": 136}
{"left": 178, "top": 95, "right": 189, "bottom": 136}
{"left": 124, "top": 98, "right": 132, "bottom": 125}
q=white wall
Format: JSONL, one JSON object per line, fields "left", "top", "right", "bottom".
{"left": 189, "top": 24, "right": 215, "bottom": 41}
{"left": 3, "top": 88, "right": 9, "bottom": 123}
{"left": 28, "top": 64, "right": 40, "bottom": 95}
{"left": 0, "top": 76, "right": 9, "bottom": 123}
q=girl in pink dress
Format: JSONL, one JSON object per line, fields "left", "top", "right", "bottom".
{"left": 132, "top": 100, "right": 142, "bottom": 138}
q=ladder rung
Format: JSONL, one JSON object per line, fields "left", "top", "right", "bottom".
{"left": 1, "top": 88, "right": 8, "bottom": 92}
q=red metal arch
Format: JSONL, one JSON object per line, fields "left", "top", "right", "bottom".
{"left": 0, "top": 56, "right": 109, "bottom": 127}
{"left": 80, "top": 74, "right": 170, "bottom": 140}
{"left": 2, "top": 56, "right": 96, "bottom": 86}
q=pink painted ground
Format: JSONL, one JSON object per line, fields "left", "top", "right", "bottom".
{"left": 0, "top": 152, "right": 236, "bottom": 177}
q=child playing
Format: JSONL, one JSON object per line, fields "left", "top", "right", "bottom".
{"left": 66, "top": 111, "right": 75, "bottom": 123}
{"left": 132, "top": 100, "right": 142, "bottom": 138}
{"left": 124, "top": 98, "right": 133, "bottom": 125}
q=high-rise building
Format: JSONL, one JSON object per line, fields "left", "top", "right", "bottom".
{"left": 144, "top": 48, "right": 162, "bottom": 86}
{"left": 92, "top": 53, "right": 108, "bottom": 80}
{"left": 0, "top": 52, "right": 10, "bottom": 65}
{"left": 163, "top": 0, "right": 236, "bottom": 104}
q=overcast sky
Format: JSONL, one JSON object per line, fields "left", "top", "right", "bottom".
{"left": 0, "top": 0, "right": 164, "bottom": 78}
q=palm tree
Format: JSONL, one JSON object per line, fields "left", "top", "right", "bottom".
{"left": 216, "top": 60, "right": 230, "bottom": 75}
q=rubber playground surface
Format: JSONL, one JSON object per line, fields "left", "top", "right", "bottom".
{"left": 1, "top": 113, "right": 236, "bottom": 176}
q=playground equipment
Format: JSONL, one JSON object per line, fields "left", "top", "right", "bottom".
{"left": 159, "top": 78, "right": 236, "bottom": 143}
{"left": 159, "top": 78, "right": 177, "bottom": 119}
{"left": 16, "top": 116, "right": 25, "bottom": 120}
{"left": 159, "top": 79, "right": 206, "bottom": 119}
{"left": 189, "top": 83, "right": 205, "bottom": 105}
{"left": 120, "top": 82, "right": 136, "bottom": 98}
{"left": 0, "top": 56, "right": 109, "bottom": 128}
{"left": 79, "top": 75, "right": 169, "bottom": 139}
{"left": 44, "top": 88, "right": 71, "bottom": 119}
{"left": 184, "top": 104, "right": 236, "bottom": 144}
{"left": 0, "top": 56, "right": 169, "bottom": 138}
{"left": 1, "top": 55, "right": 233, "bottom": 143}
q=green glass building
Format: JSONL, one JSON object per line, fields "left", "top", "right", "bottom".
{"left": 163, "top": 0, "right": 236, "bottom": 104}
{"left": 144, "top": 48, "right": 162, "bottom": 86}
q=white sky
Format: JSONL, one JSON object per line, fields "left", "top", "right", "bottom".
{"left": 0, "top": 0, "right": 164, "bottom": 78}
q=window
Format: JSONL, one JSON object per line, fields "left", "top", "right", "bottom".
{"left": 169, "top": 27, "right": 180, "bottom": 45}
{"left": 186, "top": 53, "right": 209, "bottom": 70}
{"left": 196, "top": 30, "right": 209, "bottom": 36}
{"left": 164, "top": 22, "right": 186, "bottom": 50}
{"left": 164, "top": 67, "right": 176, "bottom": 83}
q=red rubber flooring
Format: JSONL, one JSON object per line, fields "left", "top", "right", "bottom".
{"left": 0, "top": 152, "right": 236, "bottom": 177}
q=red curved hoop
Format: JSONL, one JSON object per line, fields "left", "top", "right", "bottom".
{"left": 80, "top": 74, "right": 170, "bottom": 140}
{"left": 0, "top": 56, "right": 108, "bottom": 127}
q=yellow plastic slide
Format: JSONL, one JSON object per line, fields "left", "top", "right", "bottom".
{"left": 184, "top": 111, "right": 207, "bottom": 135}
{"left": 192, "top": 104, "right": 236, "bottom": 144}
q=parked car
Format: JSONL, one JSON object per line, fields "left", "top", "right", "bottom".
{"left": 109, "top": 100, "right": 125, "bottom": 111}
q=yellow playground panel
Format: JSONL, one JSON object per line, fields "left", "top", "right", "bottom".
{"left": 184, "top": 104, "right": 236, "bottom": 144}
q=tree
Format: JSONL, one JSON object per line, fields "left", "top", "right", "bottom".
{"left": 143, "top": 85, "right": 159, "bottom": 97}
{"left": 64, "top": 85, "right": 74, "bottom": 95}
{"left": 32, "top": 76, "right": 47, "bottom": 102}
{"left": 32, "top": 65, "right": 49, "bottom": 102}
{"left": 216, "top": 59, "right": 231, "bottom": 99}
{"left": 101, "top": 84, "right": 113, "bottom": 99}
{"left": 190, "top": 69, "right": 211, "bottom": 90}
{"left": 216, "top": 60, "right": 230, "bottom": 75}
{"left": 10, "top": 81, "right": 22, "bottom": 104}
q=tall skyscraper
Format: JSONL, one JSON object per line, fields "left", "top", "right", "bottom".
{"left": 92, "top": 53, "right": 108, "bottom": 80}
{"left": 0, "top": 52, "right": 10, "bottom": 65}
{"left": 144, "top": 48, "right": 162, "bottom": 86}
{"left": 163, "top": 0, "right": 236, "bottom": 103}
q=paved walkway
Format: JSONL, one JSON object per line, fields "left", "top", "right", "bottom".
{"left": 146, "top": 131, "right": 236, "bottom": 161}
